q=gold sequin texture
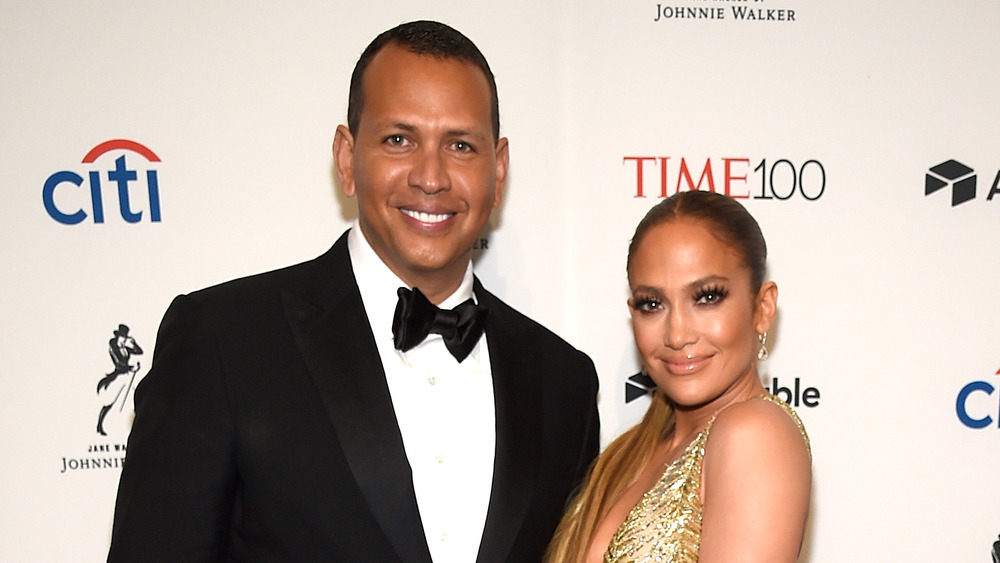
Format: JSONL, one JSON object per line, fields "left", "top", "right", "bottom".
{"left": 604, "top": 394, "right": 810, "bottom": 563}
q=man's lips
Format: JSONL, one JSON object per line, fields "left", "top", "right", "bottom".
{"left": 400, "top": 208, "right": 455, "bottom": 224}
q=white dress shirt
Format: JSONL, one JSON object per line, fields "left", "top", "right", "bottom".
{"left": 348, "top": 223, "right": 496, "bottom": 563}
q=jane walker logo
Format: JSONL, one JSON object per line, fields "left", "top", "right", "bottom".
{"left": 60, "top": 323, "right": 145, "bottom": 474}
{"left": 924, "top": 159, "right": 1000, "bottom": 207}
{"left": 97, "top": 324, "right": 144, "bottom": 436}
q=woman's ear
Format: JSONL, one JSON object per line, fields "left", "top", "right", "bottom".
{"left": 753, "top": 281, "right": 778, "bottom": 335}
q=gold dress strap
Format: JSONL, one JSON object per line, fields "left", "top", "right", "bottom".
{"left": 604, "top": 393, "right": 809, "bottom": 562}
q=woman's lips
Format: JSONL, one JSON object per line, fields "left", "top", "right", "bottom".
{"left": 663, "top": 355, "right": 710, "bottom": 375}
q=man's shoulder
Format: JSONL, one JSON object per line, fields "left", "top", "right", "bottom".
{"left": 153, "top": 235, "right": 354, "bottom": 344}
{"left": 189, "top": 257, "right": 311, "bottom": 300}
{"left": 476, "top": 283, "right": 599, "bottom": 412}
{"left": 476, "top": 282, "right": 589, "bottom": 360}
{"left": 183, "top": 233, "right": 351, "bottom": 307}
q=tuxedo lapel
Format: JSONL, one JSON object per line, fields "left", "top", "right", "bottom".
{"left": 280, "top": 233, "right": 432, "bottom": 563}
{"left": 474, "top": 280, "right": 544, "bottom": 563}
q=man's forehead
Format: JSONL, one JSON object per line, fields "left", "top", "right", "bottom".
{"left": 365, "top": 43, "right": 487, "bottom": 85}
{"left": 358, "top": 46, "right": 493, "bottom": 130}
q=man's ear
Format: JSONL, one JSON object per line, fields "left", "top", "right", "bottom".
{"left": 493, "top": 137, "right": 509, "bottom": 208}
{"left": 333, "top": 125, "right": 356, "bottom": 197}
{"left": 753, "top": 281, "right": 778, "bottom": 335}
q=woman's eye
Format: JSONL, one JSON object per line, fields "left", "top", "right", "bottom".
{"left": 633, "top": 298, "right": 661, "bottom": 313}
{"left": 694, "top": 288, "right": 727, "bottom": 305}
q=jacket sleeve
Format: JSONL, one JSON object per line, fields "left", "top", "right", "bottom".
{"left": 574, "top": 354, "right": 601, "bottom": 487}
{"left": 107, "top": 294, "right": 237, "bottom": 562}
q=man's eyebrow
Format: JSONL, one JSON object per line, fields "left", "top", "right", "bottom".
{"left": 377, "top": 122, "right": 490, "bottom": 142}
{"left": 388, "top": 122, "right": 417, "bottom": 133}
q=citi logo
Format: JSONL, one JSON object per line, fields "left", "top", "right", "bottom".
{"left": 924, "top": 159, "right": 1000, "bottom": 207}
{"left": 956, "top": 368, "right": 1000, "bottom": 429}
{"left": 43, "top": 139, "right": 162, "bottom": 224}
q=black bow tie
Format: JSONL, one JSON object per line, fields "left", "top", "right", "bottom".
{"left": 392, "top": 287, "right": 489, "bottom": 363}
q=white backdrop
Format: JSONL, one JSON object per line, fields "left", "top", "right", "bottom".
{"left": 2, "top": 1, "right": 998, "bottom": 561}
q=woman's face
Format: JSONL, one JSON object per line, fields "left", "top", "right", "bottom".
{"left": 628, "top": 218, "right": 775, "bottom": 411}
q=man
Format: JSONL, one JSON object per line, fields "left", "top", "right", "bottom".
{"left": 108, "top": 20, "right": 599, "bottom": 562}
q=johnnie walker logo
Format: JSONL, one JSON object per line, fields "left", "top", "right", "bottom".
{"left": 60, "top": 323, "right": 144, "bottom": 474}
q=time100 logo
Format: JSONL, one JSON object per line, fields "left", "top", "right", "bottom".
{"left": 956, "top": 370, "right": 1000, "bottom": 429}
{"left": 623, "top": 155, "right": 826, "bottom": 201}
{"left": 43, "top": 139, "right": 162, "bottom": 225}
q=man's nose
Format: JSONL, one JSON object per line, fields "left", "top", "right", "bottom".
{"left": 408, "top": 146, "right": 451, "bottom": 194}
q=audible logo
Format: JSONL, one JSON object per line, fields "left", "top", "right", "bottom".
{"left": 624, "top": 372, "right": 655, "bottom": 403}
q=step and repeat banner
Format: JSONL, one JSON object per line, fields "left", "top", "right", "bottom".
{"left": 2, "top": 1, "right": 997, "bottom": 561}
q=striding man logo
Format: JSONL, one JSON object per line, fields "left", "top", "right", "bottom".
{"left": 96, "top": 324, "right": 144, "bottom": 436}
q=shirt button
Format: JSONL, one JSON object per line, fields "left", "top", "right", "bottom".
{"left": 440, "top": 533, "right": 448, "bottom": 543}
{"left": 428, "top": 376, "right": 436, "bottom": 385}
{"left": 435, "top": 454, "right": 444, "bottom": 464}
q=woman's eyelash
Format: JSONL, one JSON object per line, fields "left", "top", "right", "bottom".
{"left": 632, "top": 295, "right": 661, "bottom": 312}
{"left": 694, "top": 285, "right": 728, "bottom": 304}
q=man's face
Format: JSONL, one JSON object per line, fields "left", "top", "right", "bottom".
{"left": 334, "top": 44, "right": 508, "bottom": 298}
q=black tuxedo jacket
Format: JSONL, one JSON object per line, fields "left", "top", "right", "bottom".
{"left": 108, "top": 230, "right": 599, "bottom": 562}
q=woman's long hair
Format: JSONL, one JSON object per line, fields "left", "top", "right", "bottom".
{"left": 545, "top": 390, "right": 674, "bottom": 562}
{"left": 545, "top": 190, "right": 768, "bottom": 562}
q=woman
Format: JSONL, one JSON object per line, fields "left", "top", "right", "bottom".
{"left": 548, "top": 190, "right": 811, "bottom": 562}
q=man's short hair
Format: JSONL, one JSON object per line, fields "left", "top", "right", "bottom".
{"left": 347, "top": 20, "right": 500, "bottom": 143}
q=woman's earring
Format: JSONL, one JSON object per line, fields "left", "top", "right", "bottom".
{"left": 757, "top": 332, "right": 769, "bottom": 361}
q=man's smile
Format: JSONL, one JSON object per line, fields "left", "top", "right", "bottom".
{"left": 401, "top": 208, "right": 455, "bottom": 224}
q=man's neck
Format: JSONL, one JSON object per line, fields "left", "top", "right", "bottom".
{"left": 394, "top": 267, "right": 468, "bottom": 305}
{"left": 347, "top": 223, "right": 474, "bottom": 306}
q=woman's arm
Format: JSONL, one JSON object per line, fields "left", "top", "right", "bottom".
{"left": 698, "top": 398, "right": 812, "bottom": 563}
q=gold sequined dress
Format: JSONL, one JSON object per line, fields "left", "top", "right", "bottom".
{"left": 604, "top": 394, "right": 809, "bottom": 563}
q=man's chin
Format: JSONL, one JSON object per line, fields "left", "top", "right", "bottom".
{"left": 388, "top": 246, "right": 473, "bottom": 280}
